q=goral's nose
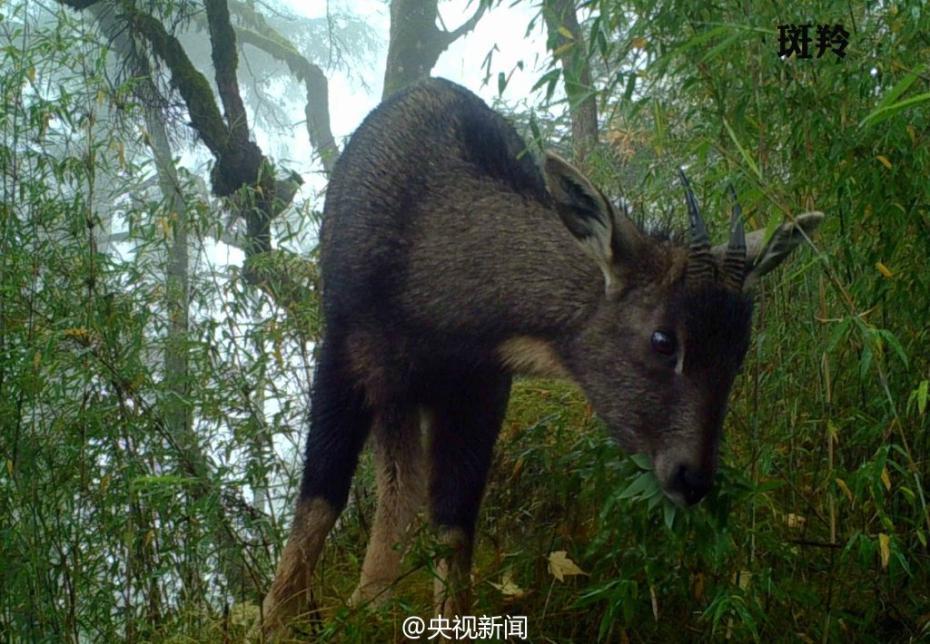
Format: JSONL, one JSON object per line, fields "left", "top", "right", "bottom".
{"left": 670, "top": 463, "right": 712, "bottom": 506}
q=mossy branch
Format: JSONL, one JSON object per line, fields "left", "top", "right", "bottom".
{"left": 129, "top": 10, "right": 229, "bottom": 158}
{"left": 205, "top": 0, "right": 250, "bottom": 146}
{"left": 61, "top": 0, "right": 301, "bottom": 284}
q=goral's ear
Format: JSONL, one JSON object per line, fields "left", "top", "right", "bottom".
{"left": 714, "top": 212, "right": 824, "bottom": 290}
{"left": 543, "top": 152, "right": 643, "bottom": 292}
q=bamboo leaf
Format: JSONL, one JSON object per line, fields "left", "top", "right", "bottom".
{"left": 878, "top": 533, "right": 891, "bottom": 569}
{"left": 874, "top": 65, "right": 925, "bottom": 111}
{"left": 723, "top": 118, "right": 761, "bottom": 181}
{"left": 860, "top": 92, "right": 930, "bottom": 128}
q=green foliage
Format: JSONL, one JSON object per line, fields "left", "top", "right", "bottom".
{"left": 0, "top": 3, "right": 315, "bottom": 640}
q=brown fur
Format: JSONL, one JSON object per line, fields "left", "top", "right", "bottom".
{"left": 431, "top": 527, "right": 471, "bottom": 618}
{"left": 497, "top": 337, "right": 569, "bottom": 378}
{"left": 262, "top": 498, "right": 337, "bottom": 631}
{"left": 350, "top": 409, "right": 427, "bottom": 606}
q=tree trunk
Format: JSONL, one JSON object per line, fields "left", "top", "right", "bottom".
{"left": 544, "top": 0, "right": 598, "bottom": 160}
{"left": 383, "top": 0, "right": 486, "bottom": 99}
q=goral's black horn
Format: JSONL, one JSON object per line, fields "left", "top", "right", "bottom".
{"left": 679, "top": 168, "right": 713, "bottom": 285}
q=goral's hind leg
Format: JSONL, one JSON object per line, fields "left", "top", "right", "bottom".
{"left": 427, "top": 369, "right": 511, "bottom": 619}
{"left": 262, "top": 336, "right": 372, "bottom": 633}
{"left": 350, "top": 405, "right": 427, "bottom": 607}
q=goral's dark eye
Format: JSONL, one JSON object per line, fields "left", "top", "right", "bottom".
{"left": 651, "top": 330, "right": 677, "bottom": 356}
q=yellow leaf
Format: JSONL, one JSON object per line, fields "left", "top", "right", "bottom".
{"left": 737, "top": 570, "right": 752, "bottom": 590}
{"left": 547, "top": 550, "right": 587, "bottom": 582}
{"left": 835, "top": 477, "right": 854, "bottom": 502}
{"left": 6, "top": 460, "right": 13, "bottom": 478}
{"left": 553, "top": 42, "right": 574, "bottom": 57}
{"left": 881, "top": 466, "right": 892, "bottom": 491}
{"left": 827, "top": 419, "right": 839, "bottom": 444}
{"left": 63, "top": 327, "right": 93, "bottom": 345}
{"left": 691, "top": 572, "right": 705, "bottom": 600}
{"left": 786, "top": 513, "right": 806, "bottom": 529}
{"left": 907, "top": 124, "right": 917, "bottom": 145}
{"left": 558, "top": 25, "right": 574, "bottom": 40}
{"left": 631, "top": 36, "right": 647, "bottom": 50}
{"left": 489, "top": 571, "right": 524, "bottom": 598}
{"left": 875, "top": 262, "right": 893, "bottom": 278}
{"left": 27, "top": 66, "right": 36, "bottom": 82}
{"left": 100, "top": 474, "right": 111, "bottom": 495}
{"left": 876, "top": 155, "right": 892, "bottom": 169}
{"left": 878, "top": 533, "right": 890, "bottom": 569}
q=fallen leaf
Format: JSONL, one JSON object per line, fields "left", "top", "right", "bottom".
{"left": 876, "top": 155, "right": 892, "bottom": 169}
{"left": 489, "top": 571, "right": 525, "bottom": 598}
{"left": 876, "top": 262, "right": 894, "bottom": 278}
{"left": 547, "top": 550, "right": 587, "bottom": 582}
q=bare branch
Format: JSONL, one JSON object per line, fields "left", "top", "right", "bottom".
{"left": 442, "top": 2, "right": 486, "bottom": 46}
{"left": 232, "top": 15, "right": 339, "bottom": 173}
